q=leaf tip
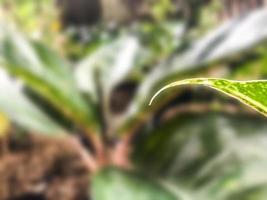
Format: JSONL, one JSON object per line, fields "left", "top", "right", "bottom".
{"left": 149, "top": 86, "right": 170, "bottom": 106}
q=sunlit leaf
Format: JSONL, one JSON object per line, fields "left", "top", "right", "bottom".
{"left": 150, "top": 78, "right": 267, "bottom": 117}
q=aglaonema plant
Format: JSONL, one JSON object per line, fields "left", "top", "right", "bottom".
{"left": 1, "top": 8, "right": 267, "bottom": 200}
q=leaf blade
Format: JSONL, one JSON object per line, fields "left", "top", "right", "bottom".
{"left": 91, "top": 168, "right": 177, "bottom": 200}
{"left": 150, "top": 78, "right": 267, "bottom": 117}
{"left": 0, "top": 29, "right": 98, "bottom": 133}
{"left": 0, "top": 69, "right": 66, "bottom": 135}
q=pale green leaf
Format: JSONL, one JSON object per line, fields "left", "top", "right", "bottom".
{"left": 91, "top": 168, "right": 177, "bottom": 200}
{"left": 75, "top": 36, "right": 140, "bottom": 101}
{"left": 0, "top": 69, "right": 65, "bottom": 135}
{"left": 0, "top": 29, "right": 98, "bottom": 133}
{"left": 150, "top": 78, "right": 267, "bottom": 117}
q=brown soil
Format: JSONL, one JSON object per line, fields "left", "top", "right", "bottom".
{"left": 0, "top": 134, "right": 91, "bottom": 200}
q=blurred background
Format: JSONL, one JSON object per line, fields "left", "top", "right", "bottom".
{"left": 1, "top": 0, "right": 267, "bottom": 200}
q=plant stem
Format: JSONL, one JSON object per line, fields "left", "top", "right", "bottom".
{"left": 69, "top": 136, "right": 99, "bottom": 173}
{"left": 110, "top": 135, "right": 132, "bottom": 169}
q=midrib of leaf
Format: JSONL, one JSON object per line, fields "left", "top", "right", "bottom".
{"left": 150, "top": 78, "right": 267, "bottom": 117}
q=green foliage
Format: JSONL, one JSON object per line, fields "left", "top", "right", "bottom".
{"left": 150, "top": 78, "right": 267, "bottom": 117}
{"left": 92, "top": 168, "right": 177, "bottom": 200}
{"left": 230, "top": 48, "right": 267, "bottom": 80}
{"left": 0, "top": 29, "right": 99, "bottom": 134}
{"left": 0, "top": 69, "right": 65, "bottom": 135}
{"left": 1, "top": 2, "right": 267, "bottom": 199}
{"left": 116, "top": 8, "right": 267, "bottom": 135}
{"left": 0, "top": 0, "right": 59, "bottom": 40}
{"left": 151, "top": 0, "right": 175, "bottom": 21}
{"left": 134, "top": 114, "right": 267, "bottom": 200}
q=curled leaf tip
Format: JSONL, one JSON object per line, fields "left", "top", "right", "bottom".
{"left": 149, "top": 85, "right": 171, "bottom": 106}
{"left": 149, "top": 78, "right": 267, "bottom": 117}
{"left": 149, "top": 79, "right": 194, "bottom": 106}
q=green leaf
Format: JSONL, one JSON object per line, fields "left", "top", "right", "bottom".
{"left": 0, "top": 30, "right": 98, "bottom": 133}
{"left": 91, "top": 168, "right": 177, "bottom": 200}
{"left": 134, "top": 113, "right": 267, "bottom": 178}
{"left": 150, "top": 78, "right": 267, "bottom": 117}
{"left": 133, "top": 113, "right": 267, "bottom": 200}
{"left": 75, "top": 36, "right": 141, "bottom": 132}
{"left": 0, "top": 69, "right": 65, "bottom": 135}
{"left": 75, "top": 36, "right": 140, "bottom": 100}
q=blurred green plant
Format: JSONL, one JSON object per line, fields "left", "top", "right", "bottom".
{"left": 151, "top": 0, "right": 175, "bottom": 21}
{"left": 1, "top": 4, "right": 267, "bottom": 200}
{"left": 0, "top": 0, "right": 66, "bottom": 54}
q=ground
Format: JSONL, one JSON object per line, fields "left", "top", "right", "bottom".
{"left": 0, "top": 134, "right": 90, "bottom": 200}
